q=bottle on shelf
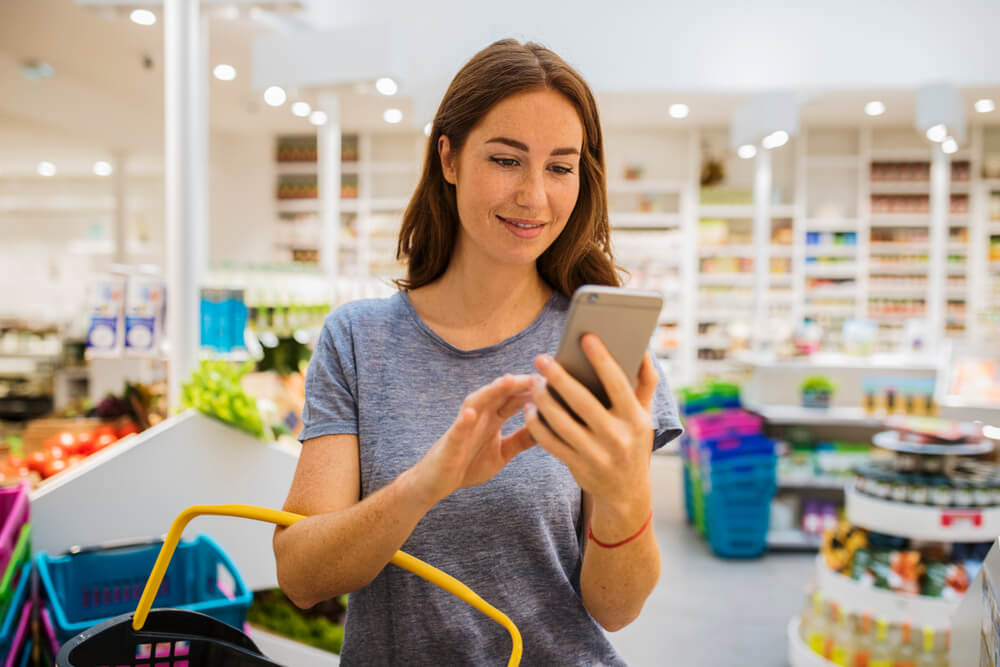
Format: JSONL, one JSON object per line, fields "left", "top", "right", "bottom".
{"left": 830, "top": 603, "right": 855, "bottom": 666}
{"left": 869, "top": 616, "right": 892, "bottom": 667}
{"left": 916, "top": 626, "right": 945, "bottom": 667}
{"left": 853, "top": 612, "right": 874, "bottom": 667}
{"left": 806, "top": 592, "right": 831, "bottom": 656}
{"left": 894, "top": 620, "right": 917, "bottom": 667}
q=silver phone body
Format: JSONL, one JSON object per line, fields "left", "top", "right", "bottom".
{"left": 550, "top": 285, "right": 664, "bottom": 420}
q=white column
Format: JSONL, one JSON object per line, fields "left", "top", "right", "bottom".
{"left": 164, "top": 0, "right": 209, "bottom": 409}
{"left": 967, "top": 125, "right": 986, "bottom": 344}
{"left": 791, "top": 133, "right": 806, "bottom": 330}
{"left": 677, "top": 129, "right": 699, "bottom": 386}
{"left": 112, "top": 152, "right": 127, "bottom": 264}
{"left": 318, "top": 92, "right": 341, "bottom": 305}
{"left": 752, "top": 147, "right": 773, "bottom": 354}
{"left": 928, "top": 144, "right": 951, "bottom": 352}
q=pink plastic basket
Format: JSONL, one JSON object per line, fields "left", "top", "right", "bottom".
{"left": 0, "top": 483, "right": 29, "bottom": 577}
{"left": 4, "top": 600, "right": 31, "bottom": 667}
{"left": 685, "top": 409, "right": 762, "bottom": 442}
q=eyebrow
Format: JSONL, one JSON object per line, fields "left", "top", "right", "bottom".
{"left": 485, "top": 137, "right": 580, "bottom": 157}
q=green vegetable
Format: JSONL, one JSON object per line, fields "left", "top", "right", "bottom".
{"left": 180, "top": 360, "right": 267, "bottom": 438}
{"left": 248, "top": 589, "right": 346, "bottom": 654}
{"left": 801, "top": 375, "right": 836, "bottom": 394}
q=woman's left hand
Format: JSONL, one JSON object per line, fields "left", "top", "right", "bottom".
{"left": 524, "top": 333, "right": 659, "bottom": 512}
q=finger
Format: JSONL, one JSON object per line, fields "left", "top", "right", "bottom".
{"left": 449, "top": 407, "right": 477, "bottom": 439}
{"left": 466, "top": 374, "right": 534, "bottom": 412}
{"left": 533, "top": 354, "right": 606, "bottom": 429}
{"left": 499, "top": 426, "right": 536, "bottom": 460}
{"left": 580, "top": 334, "right": 641, "bottom": 416}
{"left": 635, "top": 353, "right": 659, "bottom": 412}
{"left": 497, "top": 392, "right": 532, "bottom": 420}
{"left": 524, "top": 402, "right": 581, "bottom": 467}
{"left": 529, "top": 375, "right": 594, "bottom": 452}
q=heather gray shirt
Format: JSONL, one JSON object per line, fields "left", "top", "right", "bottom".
{"left": 300, "top": 290, "right": 682, "bottom": 666}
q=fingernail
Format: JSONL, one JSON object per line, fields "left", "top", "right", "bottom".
{"left": 525, "top": 402, "right": 537, "bottom": 418}
{"left": 536, "top": 354, "right": 552, "bottom": 368}
{"left": 532, "top": 374, "right": 546, "bottom": 389}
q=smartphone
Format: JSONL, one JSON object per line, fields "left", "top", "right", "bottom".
{"left": 546, "top": 285, "right": 664, "bottom": 424}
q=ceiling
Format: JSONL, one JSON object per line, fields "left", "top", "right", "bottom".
{"left": 0, "top": 0, "right": 998, "bottom": 176}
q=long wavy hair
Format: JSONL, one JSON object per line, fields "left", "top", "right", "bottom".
{"left": 394, "top": 39, "right": 620, "bottom": 296}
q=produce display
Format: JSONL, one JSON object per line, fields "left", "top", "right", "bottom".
{"left": 0, "top": 419, "right": 137, "bottom": 486}
{"left": 821, "top": 519, "right": 987, "bottom": 600}
{"left": 853, "top": 459, "right": 1000, "bottom": 508}
{"left": 249, "top": 589, "right": 346, "bottom": 655}
{"left": 180, "top": 360, "right": 266, "bottom": 438}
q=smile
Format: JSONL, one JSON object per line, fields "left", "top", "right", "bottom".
{"left": 497, "top": 215, "right": 544, "bottom": 229}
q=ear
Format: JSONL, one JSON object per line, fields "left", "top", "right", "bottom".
{"left": 438, "top": 134, "right": 458, "bottom": 185}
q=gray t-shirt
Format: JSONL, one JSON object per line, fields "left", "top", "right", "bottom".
{"left": 300, "top": 290, "right": 682, "bottom": 666}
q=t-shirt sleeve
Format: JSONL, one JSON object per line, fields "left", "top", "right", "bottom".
{"left": 649, "top": 351, "right": 684, "bottom": 451}
{"left": 299, "top": 311, "right": 359, "bottom": 441}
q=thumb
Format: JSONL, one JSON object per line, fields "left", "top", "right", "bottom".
{"left": 499, "top": 426, "right": 536, "bottom": 461}
{"left": 635, "top": 353, "right": 659, "bottom": 412}
{"left": 449, "top": 407, "right": 477, "bottom": 441}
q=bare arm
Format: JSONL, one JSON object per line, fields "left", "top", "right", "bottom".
{"left": 274, "top": 375, "right": 537, "bottom": 609}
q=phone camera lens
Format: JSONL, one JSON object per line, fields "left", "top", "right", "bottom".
{"left": 588, "top": 294, "right": 598, "bottom": 303}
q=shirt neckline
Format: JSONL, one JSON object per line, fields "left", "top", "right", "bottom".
{"left": 398, "top": 289, "right": 563, "bottom": 357}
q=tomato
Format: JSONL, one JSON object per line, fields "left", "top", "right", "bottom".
{"left": 116, "top": 421, "right": 140, "bottom": 439}
{"left": 5, "top": 455, "right": 23, "bottom": 470}
{"left": 26, "top": 451, "right": 48, "bottom": 474}
{"left": 42, "top": 458, "right": 67, "bottom": 479}
{"left": 73, "top": 431, "right": 95, "bottom": 456}
{"left": 67, "top": 455, "right": 85, "bottom": 467}
{"left": 93, "top": 424, "right": 116, "bottom": 440}
{"left": 44, "top": 431, "right": 77, "bottom": 451}
{"left": 46, "top": 445, "right": 67, "bottom": 461}
{"left": 93, "top": 433, "right": 117, "bottom": 452}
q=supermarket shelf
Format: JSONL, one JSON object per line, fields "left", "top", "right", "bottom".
{"left": 868, "top": 285, "right": 928, "bottom": 298}
{"left": 937, "top": 400, "right": 1000, "bottom": 424}
{"left": 989, "top": 222, "right": 1000, "bottom": 234}
{"left": 802, "top": 305, "right": 855, "bottom": 317}
{"left": 772, "top": 204, "right": 796, "bottom": 218}
{"left": 699, "top": 244, "right": 755, "bottom": 257}
{"left": 778, "top": 477, "right": 851, "bottom": 491}
{"left": 804, "top": 263, "right": 858, "bottom": 277}
{"left": 805, "top": 218, "right": 859, "bottom": 232}
{"left": 275, "top": 162, "right": 318, "bottom": 175}
{"left": 767, "top": 530, "right": 824, "bottom": 551}
{"left": 869, "top": 181, "right": 931, "bottom": 194}
{"left": 869, "top": 214, "right": 931, "bottom": 227}
{"left": 870, "top": 149, "right": 932, "bottom": 160}
{"left": 805, "top": 244, "right": 858, "bottom": 257}
{"left": 370, "top": 160, "right": 419, "bottom": 175}
{"left": 695, "top": 335, "right": 731, "bottom": 349}
{"left": 984, "top": 179, "right": 1000, "bottom": 190}
{"left": 787, "top": 617, "right": 834, "bottom": 667}
{"left": 770, "top": 246, "right": 794, "bottom": 257}
{"left": 611, "top": 212, "right": 682, "bottom": 228}
{"left": 699, "top": 205, "right": 753, "bottom": 218}
{"left": 67, "top": 239, "right": 160, "bottom": 256}
{"left": 695, "top": 359, "right": 734, "bottom": 373}
{"left": 806, "top": 286, "right": 857, "bottom": 298}
{"left": 276, "top": 198, "right": 320, "bottom": 213}
{"left": 872, "top": 430, "right": 993, "bottom": 455}
{"left": 806, "top": 155, "right": 860, "bottom": 169}
{"left": 251, "top": 627, "right": 340, "bottom": 666}
{"left": 869, "top": 263, "right": 930, "bottom": 274}
{"left": 370, "top": 197, "right": 410, "bottom": 211}
{"left": 746, "top": 403, "right": 883, "bottom": 427}
{"left": 845, "top": 486, "right": 1000, "bottom": 542}
{"left": 28, "top": 410, "right": 299, "bottom": 591}
{"left": 608, "top": 179, "right": 685, "bottom": 194}
{"left": 869, "top": 242, "right": 929, "bottom": 254}
{"left": 815, "top": 556, "right": 958, "bottom": 627}
{"left": 699, "top": 272, "right": 754, "bottom": 286}
{"left": 732, "top": 352, "right": 940, "bottom": 372}
{"left": 770, "top": 274, "right": 794, "bottom": 285}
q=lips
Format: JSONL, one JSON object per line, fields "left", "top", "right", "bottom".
{"left": 498, "top": 215, "right": 546, "bottom": 239}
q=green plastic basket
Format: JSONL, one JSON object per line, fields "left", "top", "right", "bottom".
{"left": 0, "top": 523, "right": 30, "bottom": 621}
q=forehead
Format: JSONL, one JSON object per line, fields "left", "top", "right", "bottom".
{"left": 471, "top": 88, "right": 583, "bottom": 150}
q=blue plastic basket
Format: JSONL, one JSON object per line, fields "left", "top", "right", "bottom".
{"left": 36, "top": 534, "right": 251, "bottom": 644}
{"left": 0, "top": 562, "right": 30, "bottom": 663}
{"left": 700, "top": 454, "right": 777, "bottom": 558}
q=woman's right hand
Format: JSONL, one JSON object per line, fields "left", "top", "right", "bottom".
{"left": 413, "top": 374, "right": 536, "bottom": 503}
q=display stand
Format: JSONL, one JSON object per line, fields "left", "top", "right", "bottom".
{"left": 787, "top": 617, "right": 835, "bottom": 667}
{"left": 251, "top": 627, "right": 340, "bottom": 666}
{"left": 950, "top": 537, "right": 1000, "bottom": 667}
{"left": 29, "top": 409, "right": 300, "bottom": 591}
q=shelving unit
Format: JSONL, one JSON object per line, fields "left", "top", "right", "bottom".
{"left": 788, "top": 617, "right": 835, "bottom": 667}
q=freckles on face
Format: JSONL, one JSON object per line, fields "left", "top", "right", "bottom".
{"left": 445, "top": 88, "right": 585, "bottom": 265}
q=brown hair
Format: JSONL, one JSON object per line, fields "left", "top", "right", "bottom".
{"left": 395, "top": 39, "right": 621, "bottom": 296}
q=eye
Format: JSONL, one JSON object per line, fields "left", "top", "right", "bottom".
{"left": 549, "top": 165, "right": 575, "bottom": 175}
{"left": 489, "top": 157, "right": 519, "bottom": 168}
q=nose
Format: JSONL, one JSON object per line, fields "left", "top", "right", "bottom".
{"left": 514, "top": 167, "right": 547, "bottom": 213}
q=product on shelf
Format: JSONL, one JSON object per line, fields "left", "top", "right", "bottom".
{"left": 275, "top": 135, "right": 318, "bottom": 163}
{"left": 861, "top": 377, "right": 937, "bottom": 416}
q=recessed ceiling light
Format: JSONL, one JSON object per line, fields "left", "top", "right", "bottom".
{"left": 309, "top": 110, "right": 327, "bottom": 126}
{"left": 762, "top": 130, "right": 789, "bottom": 150}
{"left": 130, "top": 9, "right": 156, "bottom": 26}
{"left": 424, "top": 122, "right": 432, "bottom": 137}
{"left": 37, "top": 161, "right": 56, "bottom": 177}
{"left": 737, "top": 145, "right": 757, "bottom": 159}
{"left": 93, "top": 161, "right": 113, "bottom": 176}
{"left": 383, "top": 108, "right": 403, "bottom": 124}
{"left": 21, "top": 60, "right": 54, "bottom": 80}
{"left": 864, "top": 101, "right": 886, "bottom": 116}
{"left": 668, "top": 103, "right": 689, "bottom": 119}
{"left": 292, "top": 102, "right": 311, "bottom": 118}
{"left": 213, "top": 64, "right": 236, "bottom": 81}
{"left": 375, "top": 77, "right": 398, "bottom": 96}
{"left": 975, "top": 98, "right": 996, "bottom": 113}
{"left": 264, "top": 86, "right": 286, "bottom": 107}
{"left": 926, "top": 124, "right": 947, "bottom": 143}
{"left": 942, "top": 137, "right": 958, "bottom": 154}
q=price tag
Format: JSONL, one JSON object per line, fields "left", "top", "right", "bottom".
{"left": 939, "top": 509, "right": 983, "bottom": 528}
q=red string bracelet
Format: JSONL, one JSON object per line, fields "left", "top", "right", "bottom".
{"left": 588, "top": 509, "right": 653, "bottom": 549}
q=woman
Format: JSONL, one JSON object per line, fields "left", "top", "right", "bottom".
{"left": 274, "top": 39, "right": 682, "bottom": 665}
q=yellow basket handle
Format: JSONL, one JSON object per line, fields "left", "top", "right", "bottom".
{"left": 132, "top": 504, "right": 522, "bottom": 666}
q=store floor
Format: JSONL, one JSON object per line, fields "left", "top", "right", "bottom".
{"left": 609, "top": 454, "right": 814, "bottom": 667}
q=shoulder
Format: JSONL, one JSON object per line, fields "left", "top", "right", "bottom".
{"left": 322, "top": 292, "right": 408, "bottom": 341}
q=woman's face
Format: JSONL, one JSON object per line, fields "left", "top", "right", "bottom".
{"left": 439, "top": 88, "right": 583, "bottom": 270}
